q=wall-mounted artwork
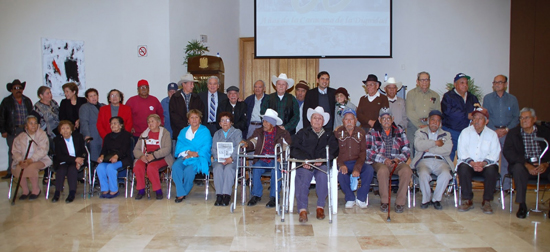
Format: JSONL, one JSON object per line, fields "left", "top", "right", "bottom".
{"left": 42, "top": 38, "right": 86, "bottom": 96}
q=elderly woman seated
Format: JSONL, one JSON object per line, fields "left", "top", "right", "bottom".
{"left": 211, "top": 112, "right": 242, "bottom": 206}
{"left": 173, "top": 109, "right": 212, "bottom": 203}
{"left": 290, "top": 106, "right": 338, "bottom": 223}
{"left": 96, "top": 116, "right": 133, "bottom": 198}
{"left": 133, "top": 114, "right": 174, "bottom": 200}
{"left": 12, "top": 115, "right": 52, "bottom": 200}
{"left": 52, "top": 120, "right": 86, "bottom": 203}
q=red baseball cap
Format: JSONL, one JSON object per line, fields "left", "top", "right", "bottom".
{"left": 137, "top": 79, "right": 149, "bottom": 87}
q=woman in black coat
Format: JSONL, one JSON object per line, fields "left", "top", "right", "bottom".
{"left": 59, "top": 82, "right": 87, "bottom": 130}
{"left": 53, "top": 120, "right": 86, "bottom": 203}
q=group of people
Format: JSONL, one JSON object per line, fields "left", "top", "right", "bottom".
{"left": 1, "top": 70, "right": 547, "bottom": 220}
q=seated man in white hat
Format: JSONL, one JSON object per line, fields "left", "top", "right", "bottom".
{"left": 290, "top": 106, "right": 339, "bottom": 222}
{"left": 241, "top": 109, "right": 292, "bottom": 208}
{"left": 366, "top": 107, "right": 412, "bottom": 213}
{"left": 260, "top": 73, "right": 300, "bottom": 135}
{"left": 411, "top": 110, "right": 453, "bottom": 210}
{"left": 382, "top": 77, "right": 407, "bottom": 129}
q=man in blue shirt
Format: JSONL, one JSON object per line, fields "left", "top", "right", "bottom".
{"left": 441, "top": 73, "right": 480, "bottom": 161}
{"left": 483, "top": 75, "right": 519, "bottom": 191}
{"left": 161, "top": 82, "right": 178, "bottom": 139}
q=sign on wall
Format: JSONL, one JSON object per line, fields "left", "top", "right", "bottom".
{"left": 138, "top": 45, "right": 148, "bottom": 57}
{"left": 42, "top": 38, "right": 86, "bottom": 96}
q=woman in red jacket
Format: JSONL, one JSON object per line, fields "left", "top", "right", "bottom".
{"left": 97, "top": 89, "right": 133, "bottom": 139}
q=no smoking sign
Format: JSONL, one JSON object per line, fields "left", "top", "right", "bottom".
{"left": 138, "top": 45, "right": 147, "bottom": 57}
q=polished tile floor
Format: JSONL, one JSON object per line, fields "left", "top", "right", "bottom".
{"left": 1, "top": 180, "right": 549, "bottom": 252}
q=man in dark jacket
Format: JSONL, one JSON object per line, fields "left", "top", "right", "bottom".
{"left": 244, "top": 80, "right": 267, "bottom": 138}
{"left": 291, "top": 106, "right": 338, "bottom": 222}
{"left": 503, "top": 107, "right": 550, "bottom": 219}
{"left": 241, "top": 109, "right": 291, "bottom": 208}
{"left": 218, "top": 86, "right": 247, "bottom": 136}
{"left": 0, "top": 79, "right": 33, "bottom": 178}
{"left": 169, "top": 74, "right": 205, "bottom": 140}
{"left": 441, "top": 73, "right": 480, "bottom": 161}
{"left": 302, "top": 71, "right": 336, "bottom": 131}
{"left": 199, "top": 76, "right": 228, "bottom": 136}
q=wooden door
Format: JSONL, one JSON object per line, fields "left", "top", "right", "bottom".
{"left": 239, "top": 37, "right": 319, "bottom": 99}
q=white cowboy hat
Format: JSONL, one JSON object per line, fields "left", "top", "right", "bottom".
{"left": 307, "top": 106, "right": 330, "bottom": 126}
{"left": 271, "top": 73, "right": 295, "bottom": 90}
{"left": 381, "top": 77, "right": 402, "bottom": 91}
{"left": 178, "top": 73, "right": 199, "bottom": 85}
{"left": 260, "top": 108, "right": 283, "bottom": 126}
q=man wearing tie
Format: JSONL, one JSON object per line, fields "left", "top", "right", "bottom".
{"left": 200, "top": 76, "right": 228, "bottom": 136}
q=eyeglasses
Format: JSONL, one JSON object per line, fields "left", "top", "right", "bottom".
{"left": 418, "top": 79, "right": 430, "bottom": 82}
{"left": 110, "top": 94, "right": 120, "bottom": 98}
{"left": 220, "top": 119, "right": 231, "bottom": 123}
{"left": 13, "top": 86, "right": 24, "bottom": 90}
{"left": 492, "top": 81, "right": 506, "bottom": 84}
{"left": 139, "top": 86, "right": 148, "bottom": 90}
{"left": 380, "top": 117, "right": 392, "bottom": 122}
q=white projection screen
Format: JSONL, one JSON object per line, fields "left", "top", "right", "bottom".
{"left": 255, "top": 0, "right": 392, "bottom": 58}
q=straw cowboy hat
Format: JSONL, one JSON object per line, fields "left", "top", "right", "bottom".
{"left": 271, "top": 73, "right": 295, "bottom": 90}
{"left": 381, "top": 77, "right": 403, "bottom": 91}
{"left": 307, "top": 106, "right": 330, "bottom": 126}
{"left": 261, "top": 108, "right": 283, "bottom": 126}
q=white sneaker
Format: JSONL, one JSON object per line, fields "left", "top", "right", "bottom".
{"left": 356, "top": 199, "right": 368, "bottom": 209}
{"left": 345, "top": 200, "right": 356, "bottom": 208}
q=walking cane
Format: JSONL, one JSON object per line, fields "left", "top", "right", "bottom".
{"left": 387, "top": 161, "right": 398, "bottom": 222}
{"left": 11, "top": 140, "right": 33, "bottom": 206}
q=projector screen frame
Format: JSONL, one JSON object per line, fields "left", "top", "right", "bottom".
{"left": 254, "top": 0, "right": 393, "bottom": 59}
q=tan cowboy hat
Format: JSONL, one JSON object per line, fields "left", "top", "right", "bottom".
{"left": 271, "top": 73, "right": 295, "bottom": 90}
{"left": 307, "top": 106, "right": 330, "bottom": 126}
{"left": 260, "top": 108, "right": 283, "bottom": 126}
{"left": 381, "top": 77, "right": 403, "bottom": 91}
{"left": 178, "top": 73, "right": 199, "bottom": 85}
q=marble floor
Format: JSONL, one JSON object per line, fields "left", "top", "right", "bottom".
{"left": 1, "top": 179, "right": 549, "bottom": 252}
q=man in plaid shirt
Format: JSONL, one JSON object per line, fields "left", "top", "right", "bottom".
{"left": 366, "top": 107, "right": 412, "bottom": 213}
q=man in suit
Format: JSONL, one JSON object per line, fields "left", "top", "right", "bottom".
{"left": 244, "top": 80, "right": 267, "bottom": 138}
{"left": 169, "top": 73, "right": 205, "bottom": 140}
{"left": 302, "top": 71, "right": 336, "bottom": 131}
{"left": 219, "top": 86, "right": 247, "bottom": 135}
{"left": 199, "top": 76, "right": 228, "bottom": 136}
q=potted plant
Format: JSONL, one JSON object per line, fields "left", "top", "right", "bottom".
{"left": 445, "top": 78, "right": 483, "bottom": 102}
{"left": 184, "top": 39, "right": 209, "bottom": 66}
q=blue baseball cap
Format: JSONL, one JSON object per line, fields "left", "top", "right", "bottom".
{"left": 167, "top": 82, "right": 178, "bottom": 91}
{"left": 453, "top": 73, "right": 470, "bottom": 83}
{"left": 428, "top": 110, "right": 443, "bottom": 119}
{"left": 342, "top": 108, "right": 356, "bottom": 117}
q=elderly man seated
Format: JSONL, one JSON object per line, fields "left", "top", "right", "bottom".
{"left": 291, "top": 106, "right": 338, "bottom": 222}
{"left": 503, "top": 107, "right": 550, "bottom": 218}
{"left": 335, "top": 108, "right": 373, "bottom": 209}
{"left": 241, "top": 109, "right": 292, "bottom": 208}
{"left": 411, "top": 110, "right": 453, "bottom": 210}
{"left": 456, "top": 107, "right": 500, "bottom": 214}
{"left": 366, "top": 107, "right": 412, "bottom": 213}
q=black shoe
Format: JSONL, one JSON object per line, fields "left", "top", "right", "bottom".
{"left": 214, "top": 194, "right": 222, "bottom": 206}
{"left": 266, "top": 197, "right": 276, "bottom": 208}
{"left": 135, "top": 193, "right": 145, "bottom": 200}
{"left": 222, "top": 195, "right": 231, "bottom": 206}
{"left": 155, "top": 191, "right": 163, "bottom": 200}
{"left": 174, "top": 196, "right": 185, "bottom": 203}
{"left": 52, "top": 191, "right": 60, "bottom": 203}
{"left": 65, "top": 191, "right": 75, "bottom": 203}
{"left": 516, "top": 203, "right": 527, "bottom": 219}
{"left": 28, "top": 191, "right": 41, "bottom": 200}
{"left": 421, "top": 201, "right": 431, "bottom": 209}
{"left": 433, "top": 201, "right": 442, "bottom": 210}
{"left": 2, "top": 173, "right": 12, "bottom": 179}
{"left": 247, "top": 196, "right": 261, "bottom": 206}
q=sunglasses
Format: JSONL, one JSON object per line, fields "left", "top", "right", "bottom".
{"left": 13, "top": 86, "right": 24, "bottom": 90}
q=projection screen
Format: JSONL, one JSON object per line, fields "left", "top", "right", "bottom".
{"left": 255, "top": 0, "right": 392, "bottom": 58}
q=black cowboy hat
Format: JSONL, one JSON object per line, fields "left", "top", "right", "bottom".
{"left": 6, "top": 79, "right": 26, "bottom": 92}
{"left": 362, "top": 74, "right": 381, "bottom": 85}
